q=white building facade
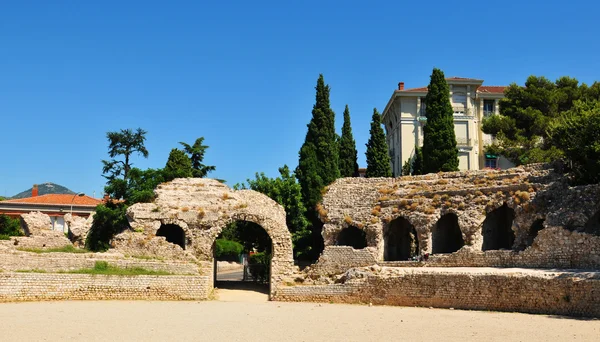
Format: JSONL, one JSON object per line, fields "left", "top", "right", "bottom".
{"left": 381, "top": 77, "right": 514, "bottom": 176}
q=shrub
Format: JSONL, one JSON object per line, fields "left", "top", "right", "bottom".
{"left": 248, "top": 252, "right": 270, "bottom": 283}
{"left": 215, "top": 238, "right": 243, "bottom": 261}
{"left": 0, "top": 214, "right": 23, "bottom": 237}
{"left": 85, "top": 202, "right": 129, "bottom": 252}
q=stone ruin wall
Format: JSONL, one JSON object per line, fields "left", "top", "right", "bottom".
{"left": 316, "top": 164, "right": 600, "bottom": 269}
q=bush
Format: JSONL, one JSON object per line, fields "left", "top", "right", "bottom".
{"left": 248, "top": 252, "right": 270, "bottom": 283}
{"left": 0, "top": 214, "right": 23, "bottom": 237}
{"left": 85, "top": 202, "right": 129, "bottom": 252}
{"left": 215, "top": 238, "right": 243, "bottom": 261}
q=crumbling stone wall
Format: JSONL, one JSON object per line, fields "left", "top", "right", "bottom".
{"left": 125, "top": 178, "right": 295, "bottom": 297}
{"left": 319, "top": 164, "right": 600, "bottom": 267}
{"left": 64, "top": 213, "right": 94, "bottom": 247}
{"left": 275, "top": 267, "right": 600, "bottom": 318}
{"left": 18, "top": 211, "right": 72, "bottom": 248}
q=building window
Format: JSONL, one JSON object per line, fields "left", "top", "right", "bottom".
{"left": 485, "top": 154, "right": 498, "bottom": 169}
{"left": 483, "top": 100, "right": 495, "bottom": 116}
{"left": 420, "top": 98, "right": 426, "bottom": 116}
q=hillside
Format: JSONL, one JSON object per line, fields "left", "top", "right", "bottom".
{"left": 11, "top": 183, "right": 75, "bottom": 199}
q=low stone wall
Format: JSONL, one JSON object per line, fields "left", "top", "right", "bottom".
{"left": 0, "top": 273, "right": 209, "bottom": 302}
{"left": 0, "top": 252, "right": 199, "bottom": 275}
{"left": 275, "top": 267, "right": 600, "bottom": 318}
{"left": 308, "top": 247, "right": 377, "bottom": 276}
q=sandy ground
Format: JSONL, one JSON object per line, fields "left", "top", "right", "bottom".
{"left": 1, "top": 293, "right": 598, "bottom": 342}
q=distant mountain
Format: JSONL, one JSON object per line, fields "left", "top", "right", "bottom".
{"left": 11, "top": 182, "right": 76, "bottom": 199}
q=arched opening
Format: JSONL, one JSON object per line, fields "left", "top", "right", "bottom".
{"left": 384, "top": 217, "right": 419, "bottom": 261}
{"left": 482, "top": 203, "right": 515, "bottom": 251}
{"left": 156, "top": 224, "right": 185, "bottom": 249}
{"left": 337, "top": 226, "right": 367, "bottom": 249}
{"left": 213, "top": 220, "right": 272, "bottom": 298}
{"left": 432, "top": 213, "right": 464, "bottom": 254}
{"left": 526, "top": 219, "right": 545, "bottom": 247}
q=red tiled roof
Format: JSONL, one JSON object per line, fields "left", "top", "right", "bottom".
{"left": 2, "top": 194, "right": 103, "bottom": 206}
{"left": 477, "top": 86, "right": 507, "bottom": 94}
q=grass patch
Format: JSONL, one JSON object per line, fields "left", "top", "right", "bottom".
{"left": 66, "top": 261, "right": 172, "bottom": 276}
{"left": 15, "top": 269, "right": 47, "bottom": 273}
{"left": 17, "top": 245, "right": 89, "bottom": 254}
{"left": 0, "top": 234, "right": 11, "bottom": 240}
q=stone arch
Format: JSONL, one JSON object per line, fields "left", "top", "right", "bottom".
{"left": 432, "top": 213, "right": 464, "bottom": 254}
{"left": 384, "top": 217, "right": 419, "bottom": 261}
{"left": 156, "top": 223, "right": 186, "bottom": 249}
{"left": 482, "top": 203, "right": 516, "bottom": 251}
{"left": 337, "top": 226, "right": 367, "bottom": 249}
{"left": 526, "top": 219, "right": 545, "bottom": 247}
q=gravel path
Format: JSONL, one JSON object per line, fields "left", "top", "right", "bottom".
{"left": 1, "top": 299, "right": 598, "bottom": 341}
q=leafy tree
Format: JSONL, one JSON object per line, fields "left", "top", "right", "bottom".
{"left": 412, "top": 146, "right": 424, "bottom": 175}
{"left": 219, "top": 221, "right": 272, "bottom": 255}
{"left": 365, "top": 108, "right": 392, "bottom": 177}
{"left": 85, "top": 201, "right": 129, "bottom": 252}
{"left": 102, "top": 128, "right": 149, "bottom": 199}
{"left": 214, "top": 238, "right": 244, "bottom": 261}
{"left": 0, "top": 214, "right": 23, "bottom": 238}
{"left": 338, "top": 105, "right": 359, "bottom": 177}
{"left": 482, "top": 76, "right": 599, "bottom": 165}
{"left": 238, "top": 165, "right": 312, "bottom": 259}
{"left": 401, "top": 160, "right": 411, "bottom": 176}
{"left": 179, "top": 137, "right": 216, "bottom": 178}
{"left": 164, "top": 148, "right": 193, "bottom": 181}
{"left": 296, "top": 74, "right": 340, "bottom": 210}
{"left": 549, "top": 100, "right": 600, "bottom": 184}
{"left": 422, "top": 68, "right": 459, "bottom": 173}
{"left": 125, "top": 167, "right": 167, "bottom": 204}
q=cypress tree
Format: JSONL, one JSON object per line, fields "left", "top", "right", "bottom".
{"left": 412, "top": 146, "right": 424, "bottom": 175}
{"left": 365, "top": 108, "right": 392, "bottom": 177}
{"left": 296, "top": 74, "right": 340, "bottom": 209}
{"left": 338, "top": 105, "right": 359, "bottom": 177}
{"left": 164, "top": 148, "right": 193, "bottom": 181}
{"left": 422, "top": 68, "right": 459, "bottom": 173}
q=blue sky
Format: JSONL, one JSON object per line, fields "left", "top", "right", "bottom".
{"left": 1, "top": 0, "right": 599, "bottom": 197}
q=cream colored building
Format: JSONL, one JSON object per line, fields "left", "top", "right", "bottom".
{"left": 381, "top": 77, "right": 514, "bottom": 176}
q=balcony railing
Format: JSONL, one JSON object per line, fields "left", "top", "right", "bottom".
{"left": 456, "top": 137, "right": 472, "bottom": 147}
{"left": 452, "top": 106, "right": 470, "bottom": 116}
{"left": 483, "top": 110, "right": 495, "bottom": 117}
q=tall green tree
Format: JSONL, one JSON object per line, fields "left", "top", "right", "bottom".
{"left": 422, "top": 68, "right": 459, "bottom": 173}
{"left": 482, "top": 76, "right": 598, "bottom": 165}
{"left": 0, "top": 214, "right": 23, "bottom": 238}
{"left": 102, "top": 128, "right": 149, "bottom": 200}
{"left": 412, "top": 146, "right": 424, "bottom": 175}
{"left": 179, "top": 137, "right": 216, "bottom": 178}
{"left": 238, "top": 165, "right": 312, "bottom": 259}
{"left": 338, "top": 105, "right": 359, "bottom": 177}
{"left": 296, "top": 74, "right": 340, "bottom": 209}
{"left": 365, "top": 108, "right": 392, "bottom": 177}
{"left": 164, "top": 148, "right": 193, "bottom": 181}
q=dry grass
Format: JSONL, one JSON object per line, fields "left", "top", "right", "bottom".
{"left": 371, "top": 206, "right": 382, "bottom": 216}
{"left": 221, "top": 193, "right": 231, "bottom": 200}
{"left": 344, "top": 215, "right": 353, "bottom": 225}
{"left": 410, "top": 202, "right": 419, "bottom": 211}
{"left": 197, "top": 208, "right": 205, "bottom": 219}
{"left": 436, "top": 179, "right": 449, "bottom": 185}
{"left": 457, "top": 202, "right": 466, "bottom": 210}
{"left": 378, "top": 196, "right": 391, "bottom": 202}
{"left": 316, "top": 204, "right": 328, "bottom": 220}
{"left": 370, "top": 217, "right": 379, "bottom": 224}
{"left": 423, "top": 207, "right": 435, "bottom": 215}
{"left": 378, "top": 187, "right": 394, "bottom": 195}
{"left": 181, "top": 207, "right": 190, "bottom": 212}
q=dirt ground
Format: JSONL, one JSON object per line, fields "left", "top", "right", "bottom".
{"left": 1, "top": 289, "right": 598, "bottom": 342}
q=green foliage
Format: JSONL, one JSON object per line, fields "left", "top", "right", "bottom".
{"left": 66, "top": 260, "right": 172, "bottom": 276}
{"left": 365, "top": 108, "right": 392, "bottom": 177}
{"left": 401, "top": 159, "right": 411, "bottom": 176}
{"left": 125, "top": 167, "right": 167, "bottom": 204}
{"left": 0, "top": 214, "right": 23, "bottom": 237}
{"left": 179, "top": 137, "right": 216, "bottom": 178}
{"left": 482, "top": 76, "right": 600, "bottom": 165}
{"left": 220, "top": 221, "right": 272, "bottom": 255}
{"left": 164, "top": 148, "right": 193, "bottom": 181}
{"left": 102, "top": 128, "right": 149, "bottom": 200}
{"left": 215, "top": 238, "right": 243, "bottom": 261}
{"left": 85, "top": 202, "right": 129, "bottom": 252}
{"left": 422, "top": 68, "right": 459, "bottom": 173}
{"left": 412, "top": 147, "right": 424, "bottom": 175}
{"left": 0, "top": 235, "right": 11, "bottom": 240}
{"left": 338, "top": 105, "right": 359, "bottom": 177}
{"left": 238, "top": 165, "right": 312, "bottom": 259}
{"left": 296, "top": 74, "right": 340, "bottom": 210}
{"left": 17, "top": 245, "right": 88, "bottom": 253}
{"left": 549, "top": 100, "right": 600, "bottom": 184}
{"left": 248, "top": 252, "right": 270, "bottom": 283}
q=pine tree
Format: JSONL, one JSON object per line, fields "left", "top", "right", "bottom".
{"left": 296, "top": 74, "right": 340, "bottom": 209}
{"left": 179, "top": 137, "right": 216, "bottom": 178}
{"left": 412, "top": 146, "right": 424, "bottom": 175}
{"left": 422, "top": 68, "right": 459, "bottom": 173}
{"left": 338, "top": 105, "right": 359, "bottom": 177}
{"left": 365, "top": 108, "right": 392, "bottom": 178}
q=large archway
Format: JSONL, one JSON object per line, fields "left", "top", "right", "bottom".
{"left": 337, "top": 226, "right": 367, "bottom": 249}
{"left": 384, "top": 217, "right": 419, "bottom": 261}
{"left": 432, "top": 213, "right": 464, "bottom": 254}
{"left": 482, "top": 203, "right": 515, "bottom": 251}
{"left": 156, "top": 224, "right": 186, "bottom": 249}
{"left": 526, "top": 219, "right": 545, "bottom": 247}
{"left": 583, "top": 209, "right": 600, "bottom": 236}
